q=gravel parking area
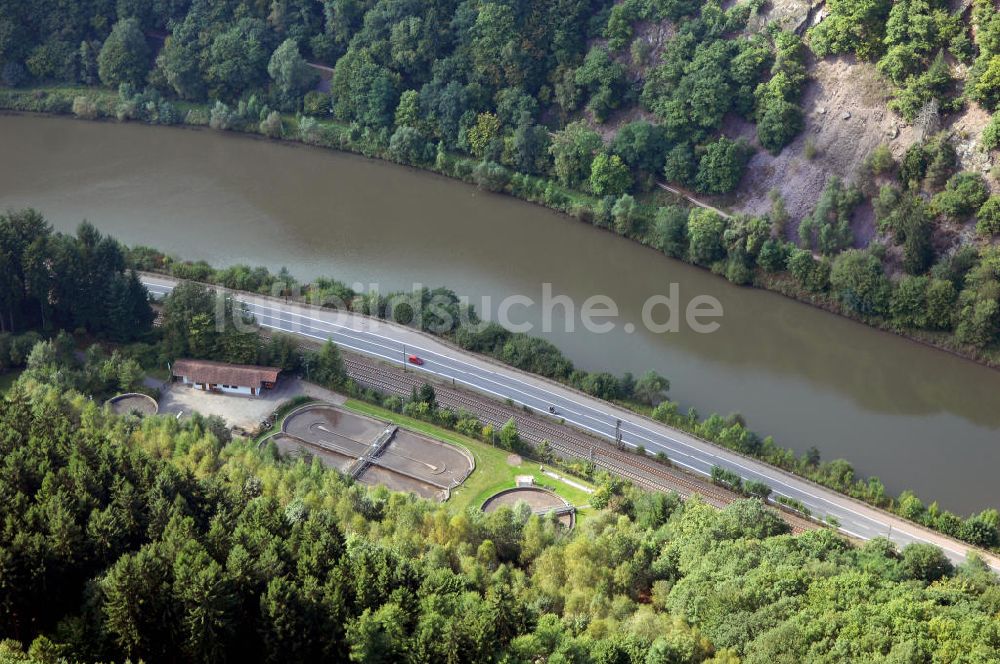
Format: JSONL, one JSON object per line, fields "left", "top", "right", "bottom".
{"left": 158, "top": 377, "right": 341, "bottom": 430}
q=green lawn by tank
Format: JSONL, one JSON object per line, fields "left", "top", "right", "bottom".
{"left": 342, "top": 399, "right": 594, "bottom": 514}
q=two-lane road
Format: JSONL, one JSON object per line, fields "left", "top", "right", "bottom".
{"left": 142, "top": 274, "right": 1000, "bottom": 571}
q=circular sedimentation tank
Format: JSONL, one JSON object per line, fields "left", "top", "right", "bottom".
{"left": 481, "top": 486, "right": 575, "bottom": 528}
{"left": 106, "top": 392, "right": 159, "bottom": 417}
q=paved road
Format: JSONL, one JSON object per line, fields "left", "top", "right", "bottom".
{"left": 142, "top": 274, "right": 1000, "bottom": 571}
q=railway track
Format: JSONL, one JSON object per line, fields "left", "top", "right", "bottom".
{"left": 343, "top": 356, "right": 743, "bottom": 510}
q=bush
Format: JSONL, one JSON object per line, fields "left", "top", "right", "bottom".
{"left": 725, "top": 258, "right": 754, "bottom": 285}
{"left": 579, "top": 372, "right": 622, "bottom": 400}
{"left": 185, "top": 108, "right": 210, "bottom": 126}
{"left": 867, "top": 143, "right": 895, "bottom": 174}
{"left": 115, "top": 97, "right": 138, "bottom": 122}
{"left": 711, "top": 466, "right": 743, "bottom": 492}
{"left": 611, "top": 194, "right": 642, "bottom": 235}
{"left": 388, "top": 126, "right": 433, "bottom": 165}
{"left": 755, "top": 95, "right": 803, "bottom": 154}
{"left": 650, "top": 206, "right": 689, "bottom": 258}
{"left": 303, "top": 91, "right": 331, "bottom": 117}
{"left": 787, "top": 249, "right": 831, "bottom": 292}
{"left": 918, "top": 135, "right": 958, "bottom": 190}
{"left": 976, "top": 196, "right": 1000, "bottom": 236}
{"left": 891, "top": 275, "right": 929, "bottom": 328}
{"left": 901, "top": 543, "right": 954, "bottom": 583}
{"left": 931, "top": 172, "right": 989, "bottom": 219}
{"left": 473, "top": 161, "right": 511, "bottom": 192}
{"left": 982, "top": 114, "right": 1000, "bottom": 152}
{"left": 695, "top": 138, "right": 751, "bottom": 194}
{"left": 758, "top": 239, "right": 791, "bottom": 273}
{"left": 797, "top": 177, "right": 861, "bottom": 255}
{"left": 663, "top": 143, "right": 696, "bottom": 186}
{"left": 925, "top": 278, "right": 957, "bottom": 329}
{"left": 72, "top": 96, "right": 99, "bottom": 120}
{"left": 542, "top": 182, "right": 569, "bottom": 209}
{"left": 755, "top": 66, "right": 805, "bottom": 154}
{"left": 803, "top": 137, "right": 818, "bottom": 160}
{"left": 259, "top": 110, "right": 283, "bottom": 138}
{"left": 590, "top": 153, "right": 632, "bottom": 196}
{"left": 830, "top": 250, "right": 891, "bottom": 316}
{"left": 158, "top": 101, "right": 180, "bottom": 125}
{"left": 297, "top": 116, "right": 322, "bottom": 143}
{"left": 687, "top": 208, "right": 728, "bottom": 265}
{"left": 209, "top": 101, "right": 236, "bottom": 130}
{"left": 610, "top": 120, "right": 668, "bottom": 173}
{"left": 743, "top": 479, "right": 772, "bottom": 499}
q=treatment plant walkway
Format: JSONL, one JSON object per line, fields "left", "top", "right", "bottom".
{"left": 141, "top": 273, "right": 1000, "bottom": 571}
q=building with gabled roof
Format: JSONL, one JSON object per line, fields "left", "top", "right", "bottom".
{"left": 171, "top": 359, "right": 280, "bottom": 396}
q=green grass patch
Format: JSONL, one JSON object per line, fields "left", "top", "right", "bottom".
{"left": 343, "top": 399, "right": 594, "bottom": 513}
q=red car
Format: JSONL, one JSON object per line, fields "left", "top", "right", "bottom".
{"left": 407, "top": 354, "right": 424, "bottom": 366}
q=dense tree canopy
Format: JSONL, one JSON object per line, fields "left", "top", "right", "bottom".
{"left": 1, "top": 384, "right": 999, "bottom": 662}
{"left": 97, "top": 18, "right": 150, "bottom": 88}
{"left": 0, "top": 210, "right": 152, "bottom": 341}
{"left": 268, "top": 38, "right": 319, "bottom": 110}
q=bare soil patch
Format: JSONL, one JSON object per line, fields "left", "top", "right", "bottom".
{"left": 736, "top": 56, "right": 913, "bottom": 222}
{"left": 947, "top": 102, "right": 995, "bottom": 187}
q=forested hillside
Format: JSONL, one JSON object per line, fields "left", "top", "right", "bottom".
{"left": 5, "top": 0, "right": 1000, "bottom": 359}
{"left": 1, "top": 382, "right": 999, "bottom": 663}
{"left": 0, "top": 0, "right": 796, "bottom": 193}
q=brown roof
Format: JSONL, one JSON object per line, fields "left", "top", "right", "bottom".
{"left": 171, "top": 359, "right": 280, "bottom": 389}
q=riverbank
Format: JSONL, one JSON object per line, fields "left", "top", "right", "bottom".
{"left": 3, "top": 84, "right": 999, "bottom": 372}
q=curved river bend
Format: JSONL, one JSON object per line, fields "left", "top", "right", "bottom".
{"left": 1, "top": 113, "right": 998, "bottom": 514}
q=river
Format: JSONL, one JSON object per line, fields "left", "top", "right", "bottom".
{"left": 1, "top": 113, "right": 998, "bottom": 514}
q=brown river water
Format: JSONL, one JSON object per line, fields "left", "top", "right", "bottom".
{"left": 1, "top": 113, "right": 998, "bottom": 514}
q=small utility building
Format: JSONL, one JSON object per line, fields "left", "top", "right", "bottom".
{"left": 171, "top": 359, "right": 280, "bottom": 396}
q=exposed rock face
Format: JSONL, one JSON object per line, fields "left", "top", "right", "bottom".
{"left": 736, "top": 56, "right": 918, "bottom": 221}
{"left": 754, "top": 0, "right": 824, "bottom": 34}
